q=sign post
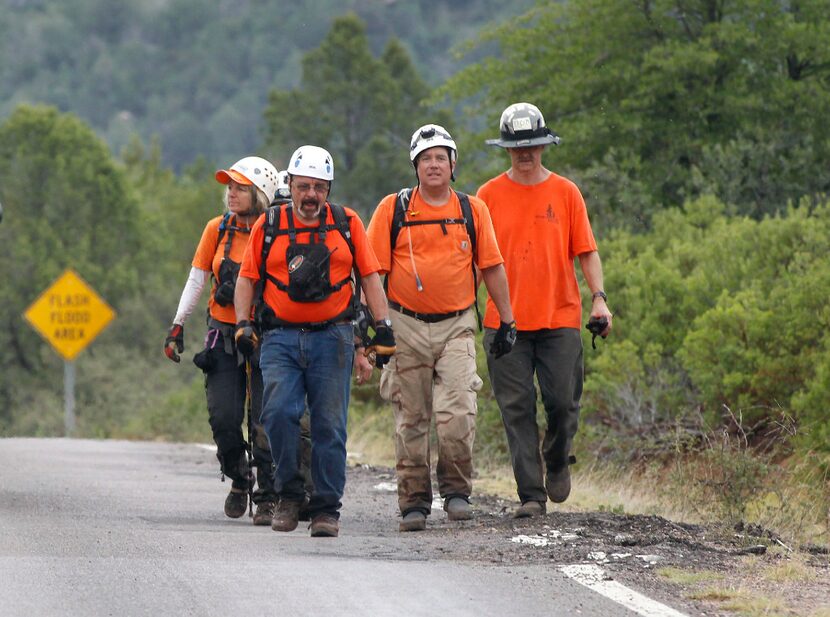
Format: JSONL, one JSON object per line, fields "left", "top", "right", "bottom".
{"left": 24, "top": 269, "right": 116, "bottom": 436}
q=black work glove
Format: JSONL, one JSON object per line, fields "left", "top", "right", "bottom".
{"left": 586, "top": 316, "right": 609, "bottom": 349}
{"left": 489, "top": 320, "right": 517, "bottom": 359}
{"left": 164, "top": 324, "right": 184, "bottom": 363}
{"left": 234, "top": 320, "right": 259, "bottom": 357}
{"left": 366, "top": 324, "right": 396, "bottom": 369}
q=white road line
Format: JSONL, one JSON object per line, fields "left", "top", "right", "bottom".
{"left": 560, "top": 564, "right": 688, "bottom": 617}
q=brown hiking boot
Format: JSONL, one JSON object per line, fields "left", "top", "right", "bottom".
{"left": 252, "top": 501, "right": 276, "bottom": 526}
{"left": 444, "top": 497, "right": 473, "bottom": 521}
{"left": 512, "top": 500, "right": 546, "bottom": 519}
{"left": 399, "top": 510, "right": 427, "bottom": 532}
{"left": 545, "top": 465, "right": 572, "bottom": 503}
{"left": 224, "top": 488, "right": 248, "bottom": 519}
{"left": 310, "top": 513, "right": 339, "bottom": 537}
{"left": 271, "top": 499, "right": 301, "bottom": 532}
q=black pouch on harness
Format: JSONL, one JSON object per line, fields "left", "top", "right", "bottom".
{"left": 213, "top": 257, "right": 240, "bottom": 306}
{"left": 192, "top": 347, "right": 215, "bottom": 373}
{"left": 286, "top": 242, "right": 336, "bottom": 303}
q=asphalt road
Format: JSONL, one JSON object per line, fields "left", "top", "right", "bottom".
{"left": 0, "top": 438, "right": 662, "bottom": 617}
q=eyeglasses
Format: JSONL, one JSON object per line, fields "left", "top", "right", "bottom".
{"left": 294, "top": 182, "right": 329, "bottom": 194}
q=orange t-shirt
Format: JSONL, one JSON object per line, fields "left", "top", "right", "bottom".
{"left": 476, "top": 172, "right": 597, "bottom": 330}
{"left": 366, "top": 189, "right": 504, "bottom": 314}
{"left": 192, "top": 214, "right": 254, "bottom": 325}
{"left": 239, "top": 204, "right": 381, "bottom": 324}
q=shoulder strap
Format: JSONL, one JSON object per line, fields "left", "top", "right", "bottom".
{"left": 259, "top": 205, "right": 281, "bottom": 287}
{"left": 217, "top": 211, "right": 232, "bottom": 248}
{"left": 455, "top": 190, "right": 483, "bottom": 331}
{"left": 329, "top": 202, "right": 361, "bottom": 315}
{"left": 328, "top": 202, "right": 355, "bottom": 257}
{"left": 454, "top": 190, "right": 476, "bottom": 256}
{"left": 390, "top": 189, "right": 412, "bottom": 251}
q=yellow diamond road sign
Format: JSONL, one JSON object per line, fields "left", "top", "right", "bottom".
{"left": 24, "top": 269, "right": 116, "bottom": 361}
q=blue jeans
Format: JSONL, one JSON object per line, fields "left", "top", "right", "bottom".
{"left": 259, "top": 324, "right": 354, "bottom": 518}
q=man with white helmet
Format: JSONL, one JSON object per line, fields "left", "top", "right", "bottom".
{"left": 367, "top": 124, "right": 515, "bottom": 532}
{"left": 234, "top": 145, "right": 393, "bottom": 537}
{"left": 478, "top": 103, "right": 613, "bottom": 518}
{"left": 164, "top": 155, "right": 280, "bottom": 525}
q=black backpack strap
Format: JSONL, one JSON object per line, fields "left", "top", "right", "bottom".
{"left": 390, "top": 189, "right": 412, "bottom": 251}
{"left": 222, "top": 215, "right": 237, "bottom": 260}
{"left": 454, "top": 191, "right": 477, "bottom": 257}
{"left": 257, "top": 205, "right": 282, "bottom": 296}
{"left": 455, "top": 190, "right": 482, "bottom": 331}
{"left": 216, "top": 211, "right": 232, "bottom": 247}
{"left": 329, "top": 202, "right": 360, "bottom": 318}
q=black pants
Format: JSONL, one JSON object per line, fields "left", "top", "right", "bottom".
{"left": 203, "top": 343, "right": 312, "bottom": 502}
{"left": 203, "top": 346, "right": 278, "bottom": 503}
{"left": 484, "top": 327, "right": 583, "bottom": 505}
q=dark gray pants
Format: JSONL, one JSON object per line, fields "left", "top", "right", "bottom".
{"left": 484, "top": 327, "right": 583, "bottom": 504}
{"left": 204, "top": 346, "right": 278, "bottom": 503}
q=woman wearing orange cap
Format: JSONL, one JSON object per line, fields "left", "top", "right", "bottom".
{"left": 163, "top": 156, "right": 280, "bottom": 525}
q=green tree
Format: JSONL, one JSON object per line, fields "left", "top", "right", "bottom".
{"left": 263, "top": 13, "right": 446, "bottom": 217}
{"left": 441, "top": 0, "right": 830, "bottom": 227}
{"left": 0, "top": 105, "right": 143, "bottom": 432}
{"left": 582, "top": 194, "right": 830, "bottom": 454}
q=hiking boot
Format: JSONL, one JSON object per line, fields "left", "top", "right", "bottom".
{"left": 512, "top": 500, "right": 546, "bottom": 519}
{"left": 271, "top": 499, "right": 302, "bottom": 532}
{"left": 252, "top": 501, "right": 276, "bottom": 526}
{"left": 224, "top": 488, "right": 248, "bottom": 519}
{"left": 444, "top": 496, "right": 473, "bottom": 521}
{"left": 310, "top": 513, "right": 339, "bottom": 537}
{"left": 545, "top": 465, "right": 572, "bottom": 503}
{"left": 399, "top": 510, "right": 427, "bottom": 532}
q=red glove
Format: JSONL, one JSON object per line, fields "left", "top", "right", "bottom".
{"left": 164, "top": 324, "right": 184, "bottom": 363}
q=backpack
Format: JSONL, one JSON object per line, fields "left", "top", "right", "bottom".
{"left": 389, "top": 188, "right": 481, "bottom": 329}
{"left": 255, "top": 202, "right": 360, "bottom": 325}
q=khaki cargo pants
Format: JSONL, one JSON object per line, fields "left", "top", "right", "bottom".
{"left": 379, "top": 308, "right": 482, "bottom": 515}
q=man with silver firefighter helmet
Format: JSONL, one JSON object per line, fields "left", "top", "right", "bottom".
{"left": 479, "top": 103, "right": 613, "bottom": 518}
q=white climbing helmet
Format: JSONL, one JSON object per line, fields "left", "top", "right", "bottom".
{"left": 215, "top": 156, "right": 280, "bottom": 201}
{"left": 409, "top": 123, "right": 457, "bottom": 163}
{"left": 287, "top": 145, "right": 334, "bottom": 181}
{"left": 274, "top": 169, "right": 290, "bottom": 202}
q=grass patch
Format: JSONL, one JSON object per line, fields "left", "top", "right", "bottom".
{"left": 762, "top": 557, "right": 817, "bottom": 583}
{"left": 688, "top": 586, "right": 743, "bottom": 602}
{"left": 657, "top": 566, "right": 723, "bottom": 585}
{"left": 720, "top": 594, "right": 789, "bottom": 616}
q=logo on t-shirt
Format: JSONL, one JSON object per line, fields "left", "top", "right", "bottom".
{"left": 535, "top": 205, "right": 556, "bottom": 223}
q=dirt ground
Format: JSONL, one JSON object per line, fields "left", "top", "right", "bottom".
{"left": 345, "top": 463, "right": 830, "bottom": 617}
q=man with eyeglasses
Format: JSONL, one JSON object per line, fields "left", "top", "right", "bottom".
{"left": 366, "top": 124, "right": 516, "bottom": 532}
{"left": 478, "top": 103, "right": 613, "bottom": 519}
{"left": 234, "top": 145, "right": 395, "bottom": 537}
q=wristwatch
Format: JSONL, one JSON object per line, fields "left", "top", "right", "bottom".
{"left": 375, "top": 318, "right": 393, "bottom": 329}
{"left": 592, "top": 291, "right": 607, "bottom": 302}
